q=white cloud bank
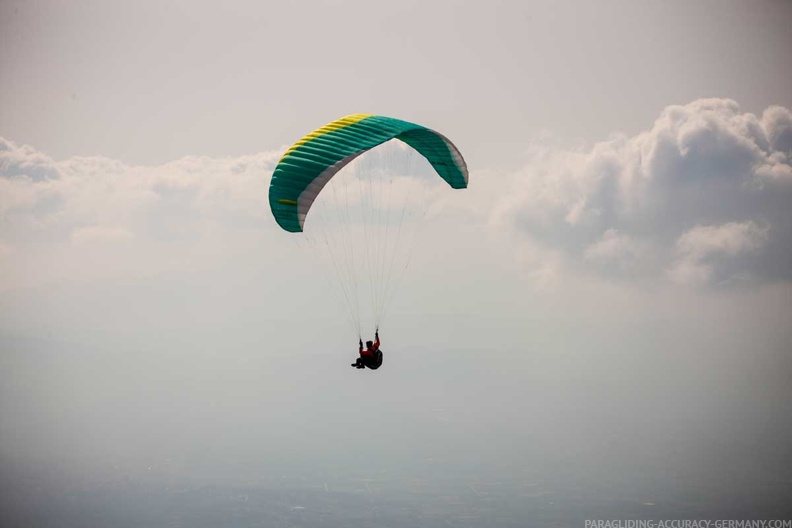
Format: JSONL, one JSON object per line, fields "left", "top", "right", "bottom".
{"left": 1, "top": 98, "right": 791, "bottom": 294}
{"left": 489, "top": 98, "right": 792, "bottom": 286}
{"left": 0, "top": 136, "right": 283, "bottom": 290}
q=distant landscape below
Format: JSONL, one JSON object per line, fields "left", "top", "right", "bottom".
{"left": 2, "top": 336, "right": 791, "bottom": 526}
{"left": 2, "top": 452, "right": 791, "bottom": 527}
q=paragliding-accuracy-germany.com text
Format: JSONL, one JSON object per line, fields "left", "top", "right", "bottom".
{"left": 584, "top": 521, "right": 792, "bottom": 528}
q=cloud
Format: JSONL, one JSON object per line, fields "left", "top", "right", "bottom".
{"left": 762, "top": 105, "right": 792, "bottom": 154}
{"left": 669, "top": 221, "right": 770, "bottom": 285}
{"left": 0, "top": 137, "right": 60, "bottom": 182}
{"left": 583, "top": 229, "right": 650, "bottom": 276}
{"left": 490, "top": 99, "right": 792, "bottom": 286}
{"left": 675, "top": 221, "right": 768, "bottom": 261}
{"left": 0, "top": 137, "right": 283, "bottom": 290}
{"left": 2, "top": 99, "right": 790, "bottom": 293}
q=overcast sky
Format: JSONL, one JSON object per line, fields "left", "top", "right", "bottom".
{"left": 1, "top": 0, "right": 792, "bottom": 521}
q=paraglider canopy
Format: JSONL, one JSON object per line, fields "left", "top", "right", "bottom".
{"left": 269, "top": 114, "right": 468, "bottom": 233}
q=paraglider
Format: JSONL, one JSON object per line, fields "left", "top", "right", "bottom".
{"left": 352, "top": 329, "right": 382, "bottom": 370}
{"left": 268, "top": 114, "right": 468, "bottom": 369}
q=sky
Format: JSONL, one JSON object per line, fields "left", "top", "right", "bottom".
{"left": 2, "top": 0, "right": 792, "bottom": 524}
